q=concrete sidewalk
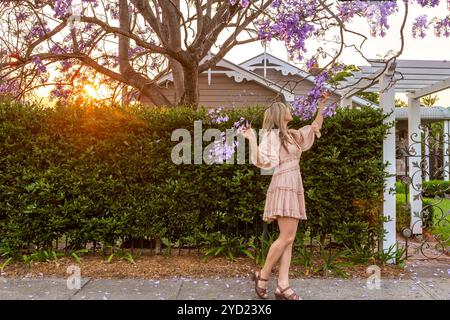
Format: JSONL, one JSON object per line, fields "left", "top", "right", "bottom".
{"left": 1, "top": 263, "right": 448, "bottom": 300}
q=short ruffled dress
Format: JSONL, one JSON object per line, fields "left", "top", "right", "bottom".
{"left": 251, "top": 121, "right": 321, "bottom": 222}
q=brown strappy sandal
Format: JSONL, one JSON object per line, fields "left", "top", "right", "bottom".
{"left": 274, "top": 284, "right": 302, "bottom": 300}
{"left": 251, "top": 270, "right": 269, "bottom": 299}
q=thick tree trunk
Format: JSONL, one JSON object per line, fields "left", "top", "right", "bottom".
{"left": 170, "top": 60, "right": 185, "bottom": 104}
{"left": 181, "top": 64, "right": 199, "bottom": 108}
{"left": 160, "top": 0, "right": 184, "bottom": 104}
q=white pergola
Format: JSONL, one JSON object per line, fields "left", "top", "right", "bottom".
{"left": 338, "top": 59, "right": 450, "bottom": 262}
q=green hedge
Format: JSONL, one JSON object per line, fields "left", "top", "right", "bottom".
{"left": 0, "top": 99, "right": 393, "bottom": 254}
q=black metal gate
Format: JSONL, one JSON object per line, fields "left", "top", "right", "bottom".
{"left": 395, "top": 123, "right": 449, "bottom": 260}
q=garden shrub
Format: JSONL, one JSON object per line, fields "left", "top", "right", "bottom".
{"left": 0, "top": 99, "right": 392, "bottom": 258}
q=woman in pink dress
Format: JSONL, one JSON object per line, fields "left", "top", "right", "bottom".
{"left": 241, "top": 92, "right": 329, "bottom": 300}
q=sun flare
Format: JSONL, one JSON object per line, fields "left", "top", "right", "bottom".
{"left": 83, "top": 84, "right": 110, "bottom": 99}
{"left": 84, "top": 85, "right": 98, "bottom": 98}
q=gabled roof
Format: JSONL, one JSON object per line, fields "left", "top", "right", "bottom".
{"left": 240, "top": 52, "right": 312, "bottom": 78}
{"left": 239, "top": 52, "right": 379, "bottom": 108}
{"left": 157, "top": 57, "right": 295, "bottom": 101}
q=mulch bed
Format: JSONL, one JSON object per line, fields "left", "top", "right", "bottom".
{"left": 0, "top": 251, "right": 410, "bottom": 280}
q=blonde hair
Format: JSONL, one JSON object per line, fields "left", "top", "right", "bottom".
{"left": 262, "top": 102, "right": 294, "bottom": 152}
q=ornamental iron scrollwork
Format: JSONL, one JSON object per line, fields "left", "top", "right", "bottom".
{"left": 395, "top": 123, "right": 449, "bottom": 260}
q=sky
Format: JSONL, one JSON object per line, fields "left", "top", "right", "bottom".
{"left": 225, "top": 0, "right": 450, "bottom": 106}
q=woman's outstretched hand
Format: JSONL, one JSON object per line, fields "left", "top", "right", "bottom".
{"left": 318, "top": 91, "right": 331, "bottom": 114}
{"left": 320, "top": 91, "right": 331, "bottom": 105}
{"left": 241, "top": 121, "right": 256, "bottom": 140}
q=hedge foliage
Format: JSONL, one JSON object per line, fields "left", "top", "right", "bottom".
{"left": 0, "top": 99, "right": 393, "bottom": 254}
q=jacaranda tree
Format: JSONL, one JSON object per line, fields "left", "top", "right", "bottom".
{"left": 0, "top": 0, "right": 449, "bottom": 111}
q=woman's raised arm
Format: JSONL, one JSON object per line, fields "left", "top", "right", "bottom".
{"left": 242, "top": 125, "right": 280, "bottom": 169}
{"left": 314, "top": 91, "right": 330, "bottom": 130}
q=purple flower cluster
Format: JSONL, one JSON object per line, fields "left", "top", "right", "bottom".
{"left": 50, "top": 44, "right": 74, "bottom": 72}
{"left": 229, "top": 0, "right": 250, "bottom": 7}
{"left": 338, "top": 0, "right": 367, "bottom": 21}
{"left": 32, "top": 56, "right": 47, "bottom": 74}
{"left": 50, "top": 44, "right": 68, "bottom": 55}
{"left": 25, "top": 24, "right": 50, "bottom": 41}
{"left": 232, "top": 117, "right": 247, "bottom": 135}
{"left": 331, "top": 62, "right": 345, "bottom": 74}
{"left": 434, "top": 16, "right": 450, "bottom": 37}
{"left": 208, "top": 106, "right": 230, "bottom": 124}
{"left": 105, "top": 3, "right": 119, "bottom": 20}
{"left": 83, "top": 23, "right": 94, "bottom": 33}
{"left": 60, "top": 59, "right": 73, "bottom": 71}
{"left": 54, "top": 0, "right": 72, "bottom": 18}
{"left": 54, "top": 0, "right": 99, "bottom": 19}
{"left": 415, "top": 0, "right": 440, "bottom": 7}
{"left": 292, "top": 71, "right": 336, "bottom": 120}
{"left": 207, "top": 107, "right": 249, "bottom": 163}
{"left": 50, "top": 85, "right": 72, "bottom": 100}
{"left": 0, "top": 79, "right": 19, "bottom": 95}
{"left": 256, "top": 0, "right": 318, "bottom": 60}
{"left": 208, "top": 132, "right": 240, "bottom": 163}
{"left": 412, "top": 15, "right": 429, "bottom": 38}
{"left": 271, "top": 0, "right": 282, "bottom": 8}
{"left": 322, "top": 102, "right": 338, "bottom": 118}
{"left": 15, "top": 12, "right": 30, "bottom": 23}
{"left": 306, "top": 57, "right": 317, "bottom": 70}
{"left": 338, "top": 0, "right": 398, "bottom": 37}
{"left": 372, "top": 1, "right": 398, "bottom": 37}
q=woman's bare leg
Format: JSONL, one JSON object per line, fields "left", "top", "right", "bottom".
{"left": 277, "top": 241, "right": 295, "bottom": 295}
{"left": 258, "top": 217, "right": 298, "bottom": 291}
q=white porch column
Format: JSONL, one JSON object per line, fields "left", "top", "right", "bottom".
{"left": 424, "top": 127, "right": 430, "bottom": 181}
{"left": 340, "top": 96, "right": 352, "bottom": 108}
{"left": 380, "top": 66, "right": 397, "bottom": 262}
{"left": 443, "top": 120, "right": 450, "bottom": 181}
{"left": 407, "top": 94, "right": 423, "bottom": 235}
